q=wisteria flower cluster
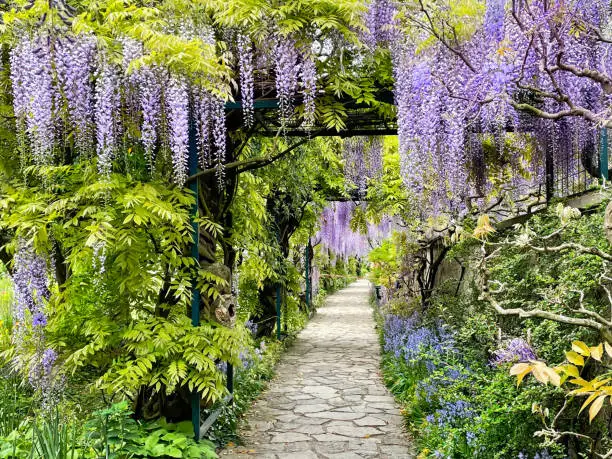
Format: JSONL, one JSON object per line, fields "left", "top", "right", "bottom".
{"left": 11, "top": 243, "right": 58, "bottom": 405}
{"left": 518, "top": 450, "right": 553, "bottom": 459}
{"left": 490, "top": 338, "right": 537, "bottom": 366}
{"left": 8, "top": 32, "right": 232, "bottom": 186}
{"left": 365, "top": 0, "right": 606, "bottom": 217}
{"left": 343, "top": 137, "right": 383, "bottom": 196}
{"left": 317, "top": 202, "right": 392, "bottom": 259}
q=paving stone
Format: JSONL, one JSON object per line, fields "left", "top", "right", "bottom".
{"left": 325, "top": 425, "right": 383, "bottom": 438}
{"left": 354, "top": 416, "right": 387, "bottom": 427}
{"left": 219, "top": 281, "right": 413, "bottom": 458}
{"left": 281, "top": 452, "right": 320, "bottom": 459}
{"left": 366, "top": 402, "right": 398, "bottom": 410}
{"left": 294, "top": 403, "right": 332, "bottom": 413}
{"left": 313, "top": 433, "right": 355, "bottom": 442}
{"left": 378, "top": 444, "right": 416, "bottom": 458}
{"left": 305, "top": 411, "right": 364, "bottom": 421}
{"left": 323, "top": 453, "right": 365, "bottom": 459}
{"left": 363, "top": 395, "right": 394, "bottom": 403}
{"left": 270, "top": 432, "right": 311, "bottom": 443}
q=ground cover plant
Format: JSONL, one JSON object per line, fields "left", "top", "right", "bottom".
{"left": 374, "top": 200, "right": 612, "bottom": 458}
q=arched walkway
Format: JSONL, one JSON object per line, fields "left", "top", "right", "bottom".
{"left": 221, "top": 280, "right": 414, "bottom": 458}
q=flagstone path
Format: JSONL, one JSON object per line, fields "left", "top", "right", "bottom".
{"left": 220, "top": 279, "right": 415, "bottom": 459}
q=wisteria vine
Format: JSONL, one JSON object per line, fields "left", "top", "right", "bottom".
{"left": 317, "top": 201, "right": 392, "bottom": 259}
{"left": 364, "top": 0, "right": 611, "bottom": 217}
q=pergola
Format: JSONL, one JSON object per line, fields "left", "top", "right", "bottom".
{"left": 190, "top": 88, "right": 398, "bottom": 439}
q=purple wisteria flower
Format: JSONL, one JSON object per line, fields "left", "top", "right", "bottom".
{"left": 216, "top": 361, "right": 228, "bottom": 374}
{"left": 300, "top": 56, "right": 317, "bottom": 126}
{"left": 211, "top": 96, "right": 227, "bottom": 188}
{"left": 274, "top": 37, "right": 300, "bottom": 125}
{"left": 10, "top": 35, "right": 56, "bottom": 165}
{"left": 237, "top": 33, "right": 254, "bottom": 127}
{"left": 12, "top": 242, "right": 50, "bottom": 326}
{"left": 166, "top": 75, "right": 189, "bottom": 185}
{"left": 490, "top": 338, "right": 536, "bottom": 366}
{"left": 245, "top": 319, "right": 258, "bottom": 337}
{"left": 32, "top": 312, "right": 47, "bottom": 328}
{"left": 56, "top": 35, "right": 96, "bottom": 155}
{"left": 95, "top": 58, "right": 121, "bottom": 177}
{"left": 42, "top": 348, "right": 57, "bottom": 375}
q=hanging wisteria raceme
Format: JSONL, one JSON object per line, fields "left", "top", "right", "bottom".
{"left": 237, "top": 33, "right": 255, "bottom": 128}
{"left": 55, "top": 35, "right": 96, "bottom": 155}
{"left": 95, "top": 58, "right": 121, "bottom": 178}
{"left": 137, "top": 66, "right": 163, "bottom": 168}
{"left": 317, "top": 201, "right": 392, "bottom": 259}
{"left": 343, "top": 137, "right": 385, "bottom": 197}
{"left": 300, "top": 56, "right": 317, "bottom": 126}
{"left": 11, "top": 243, "right": 57, "bottom": 402}
{"left": 344, "top": 137, "right": 368, "bottom": 196}
{"left": 166, "top": 76, "right": 190, "bottom": 186}
{"left": 12, "top": 243, "right": 50, "bottom": 331}
{"left": 274, "top": 37, "right": 300, "bottom": 126}
{"left": 196, "top": 90, "right": 213, "bottom": 168}
{"left": 10, "top": 35, "right": 56, "bottom": 165}
{"left": 211, "top": 96, "right": 227, "bottom": 188}
{"left": 363, "top": 0, "right": 397, "bottom": 48}
{"left": 120, "top": 37, "right": 144, "bottom": 122}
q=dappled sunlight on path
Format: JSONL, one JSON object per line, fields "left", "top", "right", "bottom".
{"left": 221, "top": 279, "right": 414, "bottom": 459}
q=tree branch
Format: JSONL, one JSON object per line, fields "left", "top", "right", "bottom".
{"left": 478, "top": 243, "right": 612, "bottom": 341}
{"left": 187, "top": 134, "right": 320, "bottom": 182}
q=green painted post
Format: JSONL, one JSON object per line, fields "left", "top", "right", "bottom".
{"left": 305, "top": 244, "right": 310, "bottom": 312}
{"left": 276, "top": 284, "right": 281, "bottom": 340}
{"left": 601, "top": 128, "right": 609, "bottom": 181}
{"left": 188, "top": 111, "right": 201, "bottom": 441}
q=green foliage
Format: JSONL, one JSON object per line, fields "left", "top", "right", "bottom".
{"left": 82, "top": 401, "right": 217, "bottom": 458}
{"left": 0, "top": 164, "right": 244, "bottom": 405}
{"left": 0, "top": 374, "right": 32, "bottom": 439}
{"left": 91, "top": 314, "right": 244, "bottom": 400}
{"left": 375, "top": 199, "right": 612, "bottom": 457}
{"left": 365, "top": 138, "right": 418, "bottom": 228}
{"left": 32, "top": 410, "right": 79, "bottom": 459}
{"left": 368, "top": 239, "right": 398, "bottom": 288}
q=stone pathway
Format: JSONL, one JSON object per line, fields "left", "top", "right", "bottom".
{"left": 221, "top": 280, "right": 414, "bottom": 459}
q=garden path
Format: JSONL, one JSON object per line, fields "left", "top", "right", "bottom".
{"left": 220, "top": 279, "right": 414, "bottom": 459}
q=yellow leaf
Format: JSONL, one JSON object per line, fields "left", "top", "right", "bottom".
{"left": 510, "top": 363, "right": 531, "bottom": 375}
{"left": 579, "top": 392, "right": 599, "bottom": 414}
{"left": 569, "top": 387, "right": 597, "bottom": 396}
{"left": 566, "top": 351, "right": 585, "bottom": 366}
{"left": 531, "top": 363, "right": 548, "bottom": 384}
{"left": 473, "top": 214, "right": 496, "bottom": 240}
{"left": 557, "top": 364, "right": 579, "bottom": 378}
{"left": 512, "top": 365, "right": 533, "bottom": 386}
{"left": 589, "top": 395, "right": 607, "bottom": 423}
{"left": 592, "top": 378, "right": 611, "bottom": 389}
{"left": 604, "top": 341, "right": 612, "bottom": 358}
{"left": 543, "top": 367, "right": 561, "bottom": 387}
{"left": 569, "top": 377, "right": 592, "bottom": 388}
{"left": 589, "top": 344, "right": 603, "bottom": 362}
{"left": 572, "top": 341, "right": 591, "bottom": 357}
